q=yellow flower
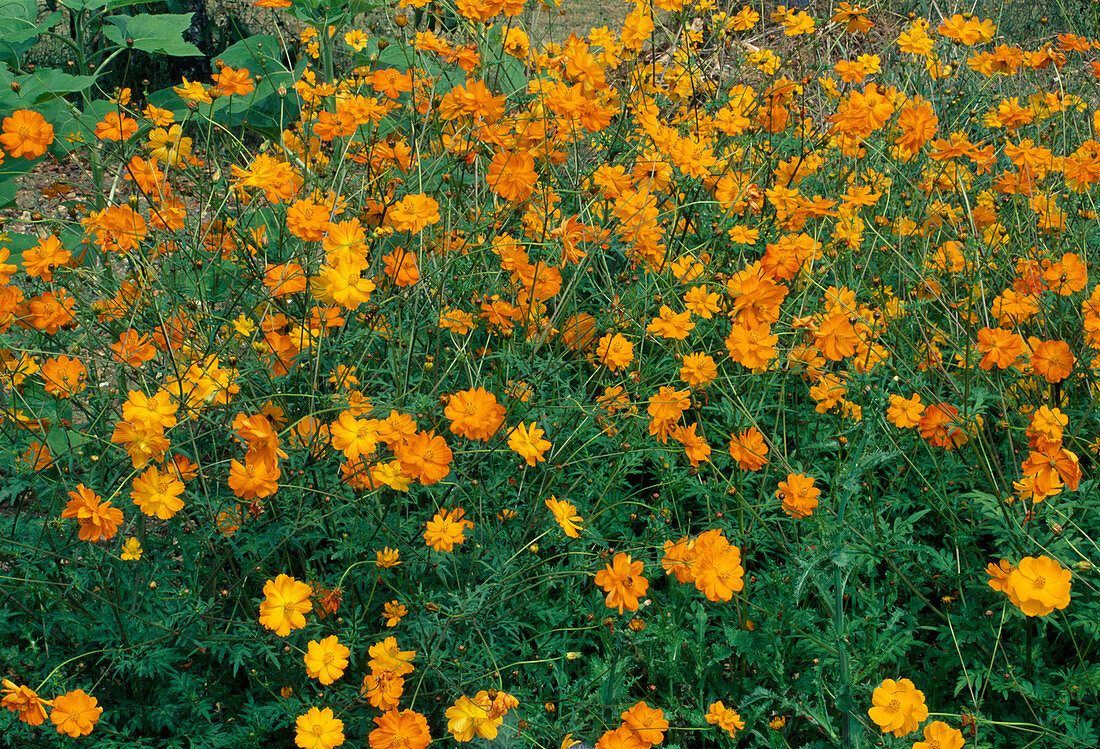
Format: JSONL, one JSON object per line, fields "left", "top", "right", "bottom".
{"left": 258, "top": 574, "right": 313, "bottom": 637}
{"left": 303, "top": 635, "right": 350, "bottom": 685}
{"left": 376, "top": 547, "right": 401, "bottom": 568}
{"left": 295, "top": 706, "right": 345, "bottom": 749}
{"left": 345, "top": 30, "right": 369, "bottom": 52}
{"left": 508, "top": 422, "right": 552, "bottom": 466}
{"left": 545, "top": 496, "right": 583, "bottom": 538}
{"left": 446, "top": 692, "right": 502, "bottom": 742}
{"left": 383, "top": 600, "right": 408, "bottom": 627}
{"left": 173, "top": 77, "right": 212, "bottom": 104}
{"left": 913, "top": 721, "right": 965, "bottom": 749}
{"left": 367, "top": 636, "right": 416, "bottom": 676}
{"left": 120, "top": 537, "right": 142, "bottom": 561}
{"left": 867, "top": 678, "right": 928, "bottom": 737}
{"left": 1005, "top": 555, "right": 1072, "bottom": 616}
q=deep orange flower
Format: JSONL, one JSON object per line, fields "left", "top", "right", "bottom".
{"left": 1, "top": 109, "right": 53, "bottom": 158}
{"left": 111, "top": 329, "right": 157, "bottom": 367}
{"left": 486, "top": 150, "right": 537, "bottom": 202}
{"left": 61, "top": 484, "right": 123, "bottom": 542}
{"left": 594, "top": 552, "right": 649, "bottom": 614}
{"left": 2, "top": 679, "right": 49, "bottom": 725}
{"left": 977, "top": 327, "right": 1026, "bottom": 370}
{"left": 1028, "top": 337, "right": 1074, "bottom": 383}
{"left": 397, "top": 430, "right": 453, "bottom": 485}
{"left": 728, "top": 427, "right": 769, "bottom": 470}
{"left": 40, "top": 354, "right": 86, "bottom": 398}
{"left": 647, "top": 305, "right": 695, "bottom": 340}
{"left": 212, "top": 66, "right": 255, "bottom": 97}
{"left": 596, "top": 333, "right": 634, "bottom": 372}
{"left": 918, "top": 403, "right": 968, "bottom": 450}
{"left": 228, "top": 453, "right": 281, "bottom": 500}
{"left": 886, "top": 394, "right": 923, "bottom": 429}
{"left": 621, "top": 700, "right": 668, "bottom": 745}
{"left": 95, "top": 112, "right": 139, "bottom": 141}
{"left": 132, "top": 465, "right": 186, "bottom": 519}
{"left": 368, "top": 709, "right": 431, "bottom": 749}
{"left": 776, "top": 473, "right": 820, "bottom": 519}
{"left": 22, "top": 234, "right": 71, "bottom": 280}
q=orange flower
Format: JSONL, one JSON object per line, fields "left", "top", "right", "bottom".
{"left": 264, "top": 262, "right": 309, "bottom": 297}
{"left": 110, "top": 420, "right": 170, "bottom": 468}
{"left": 424, "top": 507, "right": 474, "bottom": 552}
{"left": 40, "top": 355, "right": 86, "bottom": 398}
{"left": 28, "top": 289, "right": 76, "bottom": 333}
{"left": 445, "top": 387, "right": 505, "bottom": 441}
{"left": 913, "top": 721, "right": 965, "bottom": 749}
{"left": 386, "top": 193, "right": 441, "bottom": 233}
{"left": 728, "top": 427, "right": 769, "bottom": 470}
{"left": 985, "top": 559, "right": 1014, "bottom": 593}
{"left": 329, "top": 411, "right": 381, "bottom": 460}
{"left": 776, "top": 473, "right": 820, "bottom": 518}
{"left": 545, "top": 495, "right": 584, "bottom": 538}
{"left": 49, "top": 689, "right": 102, "bottom": 737}
{"left": 594, "top": 552, "right": 649, "bottom": 614}
{"left": 368, "top": 709, "right": 431, "bottom": 749}
{"left": 725, "top": 321, "right": 778, "bottom": 371}
{"left": 868, "top": 678, "right": 928, "bottom": 737}
{"left": 1004, "top": 555, "right": 1072, "bottom": 616}
{"left": 211, "top": 66, "right": 255, "bottom": 96}
{"left": 672, "top": 423, "right": 711, "bottom": 467}
{"left": 692, "top": 529, "right": 744, "bottom": 602}
{"left": 1, "top": 109, "right": 54, "bottom": 158}
{"left": 397, "top": 430, "right": 453, "bottom": 485}
{"left": 621, "top": 700, "right": 668, "bottom": 745}
{"left": 647, "top": 305, "right": 695, "bottom": 340}
{"left": 486, "top": 150, "right": 537, "bottom": 202}
{"left": 383, "top": 600, "right": 407, "bottom": 627}
{"left": 228, "top": 453, "right": 281, "bottom": 500}
{"left": 361, "top": 672, "right": 405, "bottom": 710}
{"left": 1028, "top": 337, "right": 1074, "bottom": 383}
{"left": 596, "top": 726, "right": 647, "bottom": 749}
{"left": 259, "top": 574, "right": 313, "bottom": 636}
{"left": 977, "top": 327, "right": 1025, "bottom": 370}
{"left": 95, "top": 112, "right": 139, "bottom": 141}
{"left": 22, "top": 234, "right": 71, "bottom": 280}
{"left": 679, "top": 352, "right": 717, "bottom": 386}
{"left": 446, "top": 692, "right": 502, "bottom": 742}
{"left": 705, "top": 700, "right": 745, "bottom": 738}
{"left": 61, "top": 485, "right": 123, "bottom": 542}
{"left": 1, "top": 679, "right": 50, "bottom": 725}
{"left": 303, "top": 635, "right": 351, "bottom": 685}
{"left": 596, "top": 333, "right": 634, "bottom": 372}
{"left": 886, "top": 394, "right": 923, "bottom": 428}
{"left": 918, "top": 403, "right": 968, "bottom": 450}
{"left": 111, "top": 330, "right": 157, "bottom": 367}
{"left": 131, "top": 465, "right": 186, "bottom": 519}
{"left": 382, "top": 248, "right": 420, "bottom": 287}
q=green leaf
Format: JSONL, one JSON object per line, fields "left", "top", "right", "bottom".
{"left": 45, "top": 426, "right": 88, "bottom": 457}
{"left": 14, "top": 69, "right": 97, "bottom": 104}
{"left": 103, "top": 14, "right": 202, "bottom": 57}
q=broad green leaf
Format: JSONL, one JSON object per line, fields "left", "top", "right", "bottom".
{"left": 103, "top": 13, "right": 202, "bottom": 57}
{"left": 13, "top": 69, "right": 97, "bottom": 104}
